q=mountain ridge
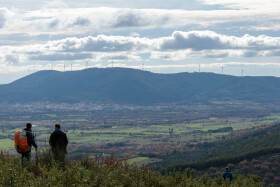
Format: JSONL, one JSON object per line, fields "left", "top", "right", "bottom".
{"left": 1, "top": 67, "right": 280, "bottom": 105}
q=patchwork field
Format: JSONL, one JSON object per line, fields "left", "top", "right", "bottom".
{"left": 1, "top": 102, "right": 280, "bottom": 165}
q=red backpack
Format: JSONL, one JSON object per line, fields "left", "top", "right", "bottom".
{"left": 14, "top": 130, "right": 30, "bottom": 153}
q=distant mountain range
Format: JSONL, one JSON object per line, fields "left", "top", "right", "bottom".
{"left": 1, "top": 68, "right": 280, "bottom": 105}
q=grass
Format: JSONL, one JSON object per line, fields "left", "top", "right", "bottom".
{"left": 0, "top": 152, "right": 264, "bottom": 186}
{"left": 64, "top": 115, "right": 278, "bottom": 146}
{"left": 69, "top": 134, "right": 124, "bottom": 143}
{"left": 45, "top": 114, "right": 57, "bottom": 117}
{"left": 264, "top": 114, "right": 280, "bottom": 120}
{"left": 2, "top": 111, "right": 280, "bottom": 161}
{"left": 127, "top": 157, "right": 149, "bottom": 164}
{"left": 33, "top": 126, "right": 51, "bottom": 131}
{"left": 21, "top": 116, "right": 31, "bottom": 119}
{"left": 0, "top": 139, "right": 14, "bottom": 149}
{"left": 62, "top": 119, "right": 89, "bottom": 122}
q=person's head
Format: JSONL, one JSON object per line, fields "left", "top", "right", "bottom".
{"left": 26, "top": 123, "right": 32, "bottom": 130}
{"left": 225, "top": 167, "right": 229, "bottom": 171}
{"left": 55, "top": 124, "right": 61, "bottom": 130}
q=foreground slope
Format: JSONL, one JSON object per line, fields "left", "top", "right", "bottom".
{"left": 1, "top": 68, "right": 280, "bottom": 105}
{"left": 0, "top": 152, "right": 263, "bottom": 186}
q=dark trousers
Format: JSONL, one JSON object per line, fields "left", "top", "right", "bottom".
{"left": 52, "top": 148, "right": 66, "bottom": 163}
{"left": 21, "top": 152, "right": 31, "bottom": 166}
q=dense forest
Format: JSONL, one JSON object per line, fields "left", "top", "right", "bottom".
{"left": 159, "top": 123, "right": 280, "bottom": 165}
{"left": 158, "top": 123, "right": 280, "bottom": 185}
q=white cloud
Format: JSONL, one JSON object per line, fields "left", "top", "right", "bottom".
{"left": 95, "top": 53, "right": 141, "bottom": 61}
{"left": 1, "top": 1, "right": 280, "bottom": 82}
{"left": 130, "top": 32, "right": 140, "bottom": 37}
{"left": 43, "top": 1, "right": 69, "bottom": 9}
{"left": 0, "top": 64, "right": 45, "bottom": 73}
{"left": 156, "top": 31, "right": 280, "bottom": 51}
{"left": 30, "top": 53, "right": 93, "bottom": 61}
{"left": 0, "top": 9, "right": 6, "bottom": 28}
{"left": 1, "top": 30, "right": 280, "bottom": 67}
{"left": 1, "top": 6, "right": 280, "bottom": 35}
{"left": 0, "top": 52, "right": 28, "bottom": 65}
{"left": 150, "top": 50, "right": 246, "bottom": 61}
{"left": 0, "top": 7, "right": 14, "bottom": 29}
{"left": 43, "top": 35, "right": 152, "bottom": 52}
{"left": 199, "top": 0, "right": 280, "bottom": 11}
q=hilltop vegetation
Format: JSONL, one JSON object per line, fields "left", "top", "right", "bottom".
{"left": 158, "top": 123, "right": 280, "bottom": 185}
{"left": 0, "top": 151, "right": 264, "bottom": 186}
{"left": 1, "top": 68, "right": 280, "bottom": 105}
{"left": 159, "top": 123, "right": 280, "bottom": 165}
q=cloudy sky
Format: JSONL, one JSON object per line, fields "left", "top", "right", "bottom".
{"left": 0, "top": 0, "right": 280, "bottom": 84}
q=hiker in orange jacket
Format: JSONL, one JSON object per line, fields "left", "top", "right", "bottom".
{"left": 20, "top": 123, "right": 38, "bottom": 165}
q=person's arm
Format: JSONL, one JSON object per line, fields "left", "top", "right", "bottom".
{"left": 27, "top": 132, "right": 38, "bottom": 149}
{"left": 64, "top": 133, "right": 68, "bottom": 146}
{"left": 49, "top": 133, "right": 54, "bottom": 147}
{"left": 222, "top": 172, "right": 227, "bottom": 180}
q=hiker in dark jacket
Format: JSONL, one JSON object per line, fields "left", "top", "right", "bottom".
{"left": 21, "top": 123, "right": 38, "bottom": 165}
{"left": 222, "top": 167, "right": 234, "bottom": 181}
{"left": 49, "top": 124, "right": 68, "bottom": 162}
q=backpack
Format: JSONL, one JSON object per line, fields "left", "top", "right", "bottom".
{"left": 14, "top": 130, "right": 30, "bottom": 153}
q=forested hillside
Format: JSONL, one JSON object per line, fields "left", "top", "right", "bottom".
{"left": 159, "top": 123, "right": 280, "bottom": 185}
{"left": 1, "top": 68, "right": 280, "bottom": 105}
{"left": 160, "top": 123, "right": 280, "bottom": 165}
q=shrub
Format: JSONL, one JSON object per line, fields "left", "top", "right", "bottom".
{"left": 262, "top": 161, "right": 271, "bottom": 167}
{"left": 0, "top": 152, "right": 265, "bottom": 187}
{"left": 227, "top": 163, "right": 235, "bottom": 170}
{"left": 239, "top": 159, "right": 248, "bottom": 166}
{"left": 209, "top": 167, "right": 217, "bottom": 172}
{"left": 252, "top": 159, "right": 261, "bottom": 164}
{"left": 254, "top": 164, "right": 261, "bottom": 169}
{"left": 242, "top": 166, "right": 249, "bottom": 173}
{"left": 264, "top": 172, "right": 274, "bottom": 180}
{"left": 260, "top": 165, "right": 269, "bottom": 173}
{"left": 274, "top": 176, "right": 280, "bottom": 183}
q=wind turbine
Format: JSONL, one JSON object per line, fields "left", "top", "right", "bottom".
{"left": 142, "top": 63, "right": 144, "bottom": 71}
{"left": 64, "top": 64, "right": 65, "bottom": 72}
{"left": 111, "top": 61, "right": 114, "bottom": 68}
{"left": 242, "top": 69, "right": 245, "bottom": 77}
{"left": 71, "top": 64, "right": 73, "bottom": 71}
{"left": 199, "top": 63, "right": 201, "bottom": 72}
{"left": 222, "top": 66, "right": 224, "bottom": 74}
